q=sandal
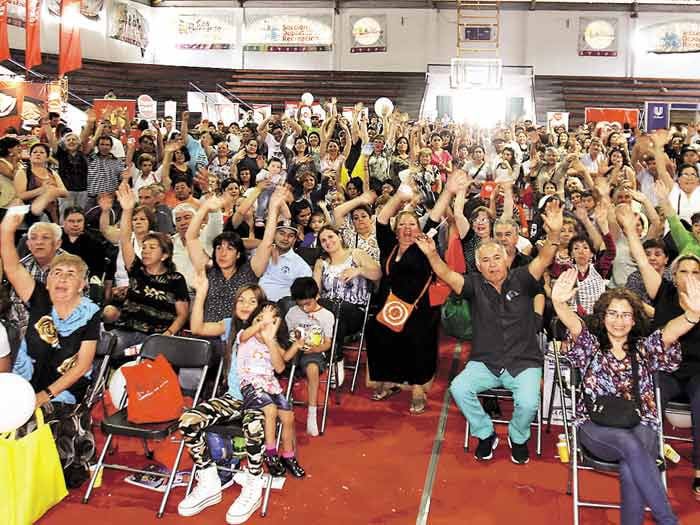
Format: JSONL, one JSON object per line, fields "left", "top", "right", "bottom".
{"left": 371, "top": 386, "right": 401, "bottom": 401}
{"left": 693, "top": 477, "right": 700, "bottom": 500}
{"left": 410, "top": 396, "right": 427, "bottom": 415}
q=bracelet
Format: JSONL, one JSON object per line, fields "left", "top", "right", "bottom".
{"left": 684, "top": 314, "right": 700, "bottom": 325}
{"left": 44, "top": 388, "right": 55, "bottom": 400}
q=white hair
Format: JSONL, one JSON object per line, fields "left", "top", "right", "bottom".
{"left": 474, "top": 240, "right": 508, "bottom": 268}
{"left": 28, "top": 221, "right": 62, "bottom": 242}
{"left": 172, "top": 203, "right": 197, "bottom": 222}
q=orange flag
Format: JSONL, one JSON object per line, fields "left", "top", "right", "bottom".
{"left": 25, "top": 0, "right": 42, "bottom": 70}
{"left": 59, "top": 0, "right": 82, "bottom": 76}
{"left": 0, "top": 0, "right": 9, "bottom": 62}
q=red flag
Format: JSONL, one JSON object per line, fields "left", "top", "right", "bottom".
{"left": 25, "top": 0, "right": 42, "bottom": 70}
{"left": 59, "top": 0, "right": 81, "bottom": 76}
{"left": 0, "top": 0, "right": 9, "bottom": 62}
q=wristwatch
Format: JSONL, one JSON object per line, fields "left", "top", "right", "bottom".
{"left": 44, "top": 387, "right": 55, "bottom": 400}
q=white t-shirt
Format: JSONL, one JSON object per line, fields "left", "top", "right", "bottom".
{"left": 0, "top": 322, "right": 10, "bottom": 359}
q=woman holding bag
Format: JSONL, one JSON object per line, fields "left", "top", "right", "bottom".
{"left": 551, "top": 268, "right": 700, "bottom": 525}
{"left": 367, "top": 171, "right": 468, "bottom": 413}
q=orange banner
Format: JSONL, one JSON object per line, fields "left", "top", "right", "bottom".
{"left": 0, "top": 0, "right": 9, "bottom": 61}
{"left": 59, "top": 0, "right": 81, "bottom": 76}
{"left": 24, "top": 0, "right": 41, "bottom": 70}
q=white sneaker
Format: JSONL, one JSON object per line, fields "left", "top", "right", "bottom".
{"left": 178, "top": 465, "right": 222, "bottom": 517}
{"left": 226, "top": 473, "right": 263, "bottom": 524}
{"left": 336, "top": 359, "right": 345, "bottom": 388}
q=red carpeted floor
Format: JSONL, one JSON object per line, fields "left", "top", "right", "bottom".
{"left": 40, "top": 337, "right": 700, "bottom": 525}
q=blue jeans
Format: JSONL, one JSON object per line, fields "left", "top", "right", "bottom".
{"left": 579, "top": 421, "right": 677, "bottom": 525}
{"left": 450, "top": 361, "right": 541, "bottom": 444}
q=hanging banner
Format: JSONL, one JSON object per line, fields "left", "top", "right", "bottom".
{"left": 350, "top": 15, "right": 387, "bottom": 53}
{"left": 639, "top": 21, "right": 700, "bottom": 54}
{"left": 546, "top": 111, "right": 569, "bottom": 133}
{"left": 584, "top": 107, "right": 639, "bottom": 128}
{"left": 93, "top": 98, "right": 136, "bottom": 129}
{"left": 47, "top": 0, "right": 103, "bottom": 19}
{"left": 109, "top": 1, "right": 149, "bottom": 56}
{"left": 0, "top": 80, "right": 49, "bottom": 134}
{"left": 243, "top": 14, "right": 332, "bottom": 52}
{"left": 176, "top": 14, "right": 236, "bottom": 50}
{"left": 25, "top": 0, "right": 41, "bottom": 70}
{"left": 0, "top": 0, "right": 9, "bottom": 61}
{"left": 578, "top": 17, "right": 618, "bottom": 57}
{"left": 644, "top": 101, "right": 671, "bottom": 132}
{"left": 284, "top": 100, "right": 299, "bottom": 118}
{"left": 59, "top": 0, "right": 82, "bottom": 76}
{"left": 164, "top": 100, "right": 176, "bottom": 119}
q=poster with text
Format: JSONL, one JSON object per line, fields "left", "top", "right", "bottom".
{"left": 176, "top": 14, "right": 236, "bottom": 50}
{"left": 578, "top": 17, "right": 618, "bottom": 57}
{"left": 109, "top": 1, "right": 149, "bottom": 55}
{"left": 46, "top": 0, "right": 103, "bottom": 19}
{"left": 243, "top": 14, "right": 332, "bottom": 52}
{"left": 350, "top": 15, "right": 387, "bottom": 53}
{"left": 584, "top": 107, "right": 639, "bottom": 128}
{"left": 640, "top": 21, "right": 700, "bottom": 54}
{"left": 7, "top": 0, "right": 25, "bottom": 27}
{"left": 93, "top": 98, "right": 136, "bottom": 129}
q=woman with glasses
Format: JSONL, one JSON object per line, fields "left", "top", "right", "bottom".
{"left": 552, "top": 268, "right": 699, "bottom": 525}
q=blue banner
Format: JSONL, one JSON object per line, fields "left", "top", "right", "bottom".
{"left": 645, "top": 101, "right": 670, "bottom": 131}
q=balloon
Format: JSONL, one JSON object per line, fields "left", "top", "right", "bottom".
{"left": 108, "top": 361, "right": 139, "bottom": 408}
{"left": 0, "top": 373, "right": 36, "bottom": 432}
{"left": 665, "top": 411, "right": 691, "bottom": 429}
{"left": 301, "top": 92, "right": 314, "bottom": 106}
{"left": 374, "top": 97, "right": 394, "bottom": 118}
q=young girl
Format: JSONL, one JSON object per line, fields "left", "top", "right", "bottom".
{"left": 238, "top": 302, "right": 306, "bottom": 478}
{"left": 178, "top": 279, "right": 268, "bottom": 521}
{"left": 300, "top": 210, "right": 326, "bottom": 248}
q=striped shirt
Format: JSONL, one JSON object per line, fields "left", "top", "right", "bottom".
{"left": 87, "top": 153, "right": 125, "bottom": 196}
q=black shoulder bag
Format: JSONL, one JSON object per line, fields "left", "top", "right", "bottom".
{"left": 582, "top": 350, "right": 642, "bottom": 429}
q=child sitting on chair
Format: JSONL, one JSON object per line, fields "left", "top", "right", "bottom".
{"left": 285, "top": 277, "right": 335, "bottom": 436}
{"left": 237, "top": 301, "right": 306, "bottom": 478}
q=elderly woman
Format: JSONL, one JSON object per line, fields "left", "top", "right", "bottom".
{"left": 108, "top": 183, "right": 189, "bottom": 356}
{"left": 622, "top": 207, "right": 700, "bottom": 500}
{"left": 1, "top": 209, "right": 99, "bottom": 405}
{"left": 552, "top": 270, "right": 700, "bottom": 525}
{"left": 367, "top": 173, "right": 466, "bottom": 413}
{"left": 313, "top": 225, "right": 380, "bottom": 386}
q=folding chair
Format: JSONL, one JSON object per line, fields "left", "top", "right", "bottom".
{"left": 85, "top": 330, "right": 119, "bottom": 408}
{"left": 183, "top": 354, "right": 275, "bottom": 518}
{"left": 463, "top": 386, "right": 544, "bottom": 457}
{"left": 83, "top": 335, "right": 212, "bottom": 518}
{"left": 569, "top": 371, "right": 667, "bottom": 525}
{"left": 343, "top": 295, "right": 372, "bottom": 394}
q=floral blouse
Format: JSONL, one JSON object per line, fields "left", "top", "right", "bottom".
{"left": 566, "top": 328, "right": 681, "bottom": 430}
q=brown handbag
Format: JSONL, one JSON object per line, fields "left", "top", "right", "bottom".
{"left": 376, "top": 245, "right": 432, "bottom": 333}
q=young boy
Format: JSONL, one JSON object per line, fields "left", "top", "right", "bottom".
{"left": 285, "top": 277, "right": 335, "bottom": 436}
{"left": 254, "top": 157, "right": 286, "bottom": 227}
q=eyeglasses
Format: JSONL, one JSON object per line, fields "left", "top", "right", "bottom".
{"left": 605, "top": 310, "right": 634, "bottom": 321}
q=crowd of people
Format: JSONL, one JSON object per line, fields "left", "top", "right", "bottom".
{"left": 1, "top": 100, "right": 700, "bottom": 525}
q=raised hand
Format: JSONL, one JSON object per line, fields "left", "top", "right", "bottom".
{"left": 446, "top": 170, "right": 471, "bottom": 194}
{"left": 615, "top": 204, "right": 637, "bottom": 233}
{"left": 680, "top": 275, "right": 700, "bottom": 317}
{"left": 98, "top": 193, "right": 114, "bottom": 211}
{"left": 542, "top": 199, "right": 563, "bottom": 234}
{"left": 654, "top": 179, "right": 671, "bottom": 202}
{"left": 551, "top": 268, "right": 578, "bottom": 304}
{"left": 116, "top": 183, "right": 135, "bottom": 211}
{"left": 414, "top": 233, "right": 438, "bottom": 256}
{"left": 191, "top": 269, "right": 209, "bottom": 293}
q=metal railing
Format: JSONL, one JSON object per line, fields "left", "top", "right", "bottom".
{"left": 215, "top": 83, "right": 253, "bottom": 111}
{"left": 6, "top": 58, "right": 93, "bottom": 107}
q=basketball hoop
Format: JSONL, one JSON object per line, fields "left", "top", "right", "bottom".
{"left": 450, "top": 58, "right": 502, "bottom": 90}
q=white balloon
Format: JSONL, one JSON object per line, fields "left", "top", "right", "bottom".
{"left": 108, "top": 361, "right": 139, "bottom": 408}
{"left": 665, "top": 411, "right": 691, "bottom": 429}
{"left": 0, "top": 373, "right": 36, "bottom": 432}
{"left": 374, "top": 97, "right": 394, "bottom": 118}
{"left": 301, "top": 92, "right": 314, "bottom": 106}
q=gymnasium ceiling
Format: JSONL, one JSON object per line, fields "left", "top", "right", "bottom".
{"left": 150, "top": 0, "right": 700, "bottom": 12}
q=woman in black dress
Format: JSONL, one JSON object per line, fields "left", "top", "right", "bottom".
{"left": 367, "top": 174, "right": 466, "bottom": 414}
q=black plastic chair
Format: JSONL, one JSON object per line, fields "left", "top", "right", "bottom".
{"left": 83, "top": 334, "right": 212, "bottom": 518}
{"left": 85, "top": 330, "right": 119, "bottom": 408}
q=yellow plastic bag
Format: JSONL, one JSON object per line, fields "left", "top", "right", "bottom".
{"left": 0, "top": 408, "right": 68, "bottom": 525}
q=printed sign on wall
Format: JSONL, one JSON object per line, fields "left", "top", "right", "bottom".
{"left": 640, "top": 21, "right": 700, "bottom": 54}
{"left": 109, "top": 1, "right": 149, "bottom": 56}
{"left": 243, "top": 14, "right": 333, "bottom": 52}
{"left": 176, "top": 14, "right": 236, "bottom": 50}
{"left": 350, "top": 15, "right": 387, "bottom": 53}
{"left": 578, "top": 17, "right": 618, "bottom": 57}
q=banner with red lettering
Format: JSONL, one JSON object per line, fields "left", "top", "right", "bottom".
{"left": 24, "top": 0, "right": 41, "bottom": 70}
{"left": 59, "top": 0, "right": 82, "bottom": 76}
{"left": 0, "top": 0, "right": 9, "bottom": 61}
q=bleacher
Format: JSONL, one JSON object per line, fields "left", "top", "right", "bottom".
{"left": 4, "top": 50, "right": 427, "bottom": 119}
{"left": 535, "top": 75, "right": 700, "bottom": 127}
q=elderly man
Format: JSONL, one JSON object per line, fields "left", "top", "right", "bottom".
{"left": 416, "top": 200, "right": 563, "bottom": 465}
{"left": 7, "top": 221, "right": 65, "bottom": 333}
{"left": 493, "top": 217, "right": 532, "bottom": 269}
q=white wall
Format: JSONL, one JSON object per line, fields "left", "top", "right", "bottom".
{"left": 7, "top": 5, "right": 700, "bottom": 79}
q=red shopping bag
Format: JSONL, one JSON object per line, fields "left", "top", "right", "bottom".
{"left": 122, "top": 354, "right": 185, "bottom": 423}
